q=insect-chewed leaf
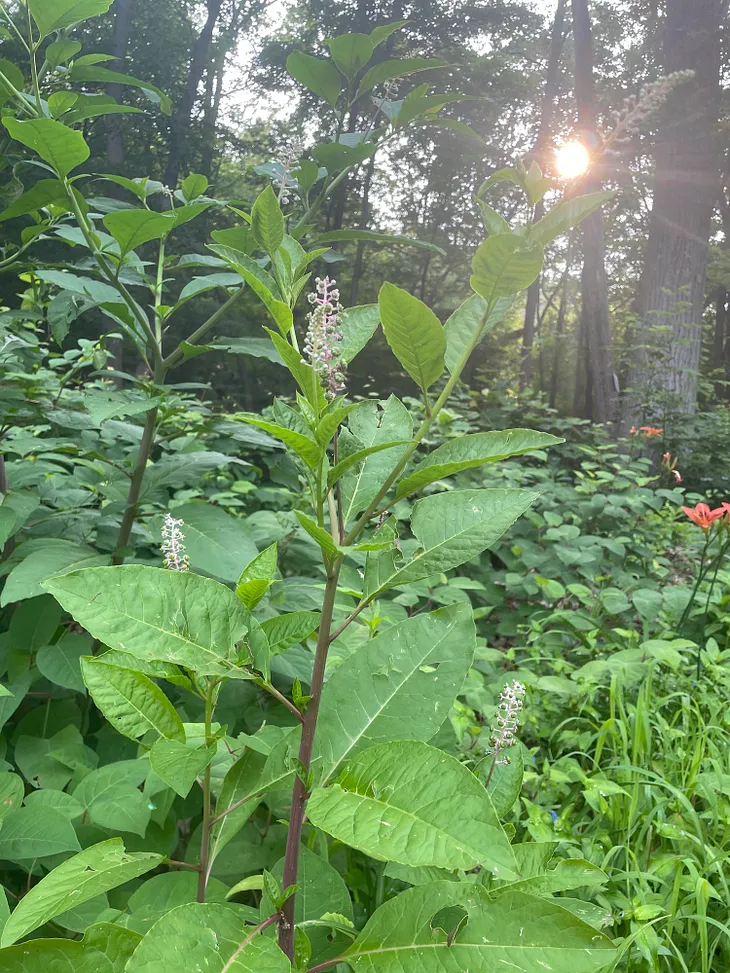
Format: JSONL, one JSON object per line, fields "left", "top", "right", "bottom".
{"left": 307, "top": 741, "right": 516, "bottom": 875}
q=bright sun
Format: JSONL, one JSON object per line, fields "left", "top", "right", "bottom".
{"left": 555, "top": 141, "right": 591, "bottom": 179}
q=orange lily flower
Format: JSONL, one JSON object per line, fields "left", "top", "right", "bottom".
{"left": 639, "top": 426, "right": 664, "bottom": 437}
{"left": 682, "top": 502, "right": 726, "bottom": 529}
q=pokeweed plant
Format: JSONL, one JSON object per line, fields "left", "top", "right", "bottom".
{"left": 0, "top": 3, "right": 622, "bottom": 971}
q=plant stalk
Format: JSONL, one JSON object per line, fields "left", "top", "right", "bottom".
{"left": 278, "top": 561, "right": 342, "bottom": 958}
{"left": 197, "top": 682, "right": 216, "bottom": 902}
{"left": 111, "top": 401, "right": 160, "bottom": 564}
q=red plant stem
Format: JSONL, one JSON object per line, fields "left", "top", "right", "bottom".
{"left": 278, "top": 562, "right": 341, "bottom": 959}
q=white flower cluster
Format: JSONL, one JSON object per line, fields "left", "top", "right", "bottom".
{"left": 161, "top": 513, "right": 189, "bottom": 572}
{"left": 303, "top": 276, "right": 346, "bottom": 399}
{"left": 489, "top": 680, "right": 526, "bottom": 765}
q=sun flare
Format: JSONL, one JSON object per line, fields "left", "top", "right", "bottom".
{"left": 555, "top": 140, "right": 591, "bottom": 179}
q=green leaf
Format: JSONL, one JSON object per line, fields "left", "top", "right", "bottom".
{"left": 168, "top": 502, "right": 258, "bottom": 585}
{"left": 0, "top": 940, "right": 113, "bottom": 972}
{"left": 358, "top": 57, "right": 446, "bottom": 94}
{"left": 295, "top": 512, "right": 341, "bottom": 558}
{"left": 529, "top": 191, "right": 614, "bottom": 247}
{"left": 0, "top": 179, "right": 68, "bottom": 222}
{"left": 81, "top": 657, "right": 185, "bottom": 742}
{"left": 475, "top": 744, "right": 524, "bottom": 817}
{"left": 235, "top": 415, "right": 322, "bottom": 469}
{"left": 9, "top": 594, "right": 61, "bottom": 650}
{"left": 308, "top": 741, "right": 516, "bottom": 874}
{"left": 102, "top": 209, "right": 176, "bottom": 255}
{"left": 48, "top": 91, "right": 78, "bottom": 117}
{"left": 0, "top": 805, "right": 80, "bottom": 861}
{"left": 476, "top": 198, "right": 510, "bottom": 235}
{"left": 326, "top": 33, "right": 374, "bottom": 78}
{"left": 341, "top": 396, "right": 412, "bottom": 525}
{"left": 45, "top": 39, "right": 82, "bottom": 67}
{"left": 327, "top": 440, "right": 409, "bottom": 489}
{"left": 0, "top": 774, "right": 24, "bottom": 822}
{"left": 181, "top": 173, "right": 209, "bottom": 201}
{"left": 315, "top": 604, "right": 475, "bottom": 783}
{"left": 0, "top": 58, "right": 23, "bottom": 108}
{"left": 264, "top": 329, "right": 326, "bottom": 409}
{"left": 28, "top": 0, "right": 113, "bottom": 36}
{"left": 470, "top": 234, "right": 544, "bottom": 303}
{"left": 260, "top": 611, "right": 319, "bottom": 656}
{"left": 500, "top": 858, "right": 608, "bottom": 897}
{"left": 339, "top": 304, "right": 380, "bottom": 363}
{"left": 209, "top": 245, "right": 293, "bottom": 335}
{"left": 444, "top": 293, "right": 513, "bottom": 373}
{"left": 371, "top": 489, "right": 538, "bottom": 593}
{"left": 83, "top": 924, "right": 142, "bottom": 973}
{"left": 236, "top": 543, "right": 278, "bottom": 610}
{"left": 149, "top": 738, "right": 216, "bottom": 797}
{"left": 210, "top": 749, "right": 267, "bottom": 863}
{"left": 36, "top": 633, "right": 88, "bottom": 692}
{"left": 2, "top": 118, "right": 89, "bottom": 177}
{"left": 1, "top": 839, "right": 162, "bottom": 947}
{"left": 395, "top": 429, "right": 563, "bottom": 499}
{"left": 286, "top": 51, "right": 342, "bottom": 109}
{"left": 251, "top": 186, "right": 284, "bottom": 256}
{"left": 43, "top": 565, "right": 251, "bottom": 676}
{"left": 312, "top": 141, "right": 377, "bottom": 173}
{"left": 343, "top": 882, "right": 615, "bottom": 973}
{"left": 315, "top": 229, "right": 445, "bottom": 255}
{"left": 67, "top": 65, "right": 172, "bottom": 114}
{"left": 379, "top": 282, "right": 445, "bottom": 393}
{"left": 124, "top": 902, "right": 291, "bottom": 973}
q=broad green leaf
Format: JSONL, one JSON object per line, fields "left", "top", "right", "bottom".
{"left": 209, "top": 245, "right": 293, "bottom": 335}
{"left": 251, "top": 186, "right": 284, "bottom": 256}
{"left": 28, "top": 0, "right": 113, "bottom": 36}
{"left": 0, "top": 179, "right": 67, "bottom": 222}
{"left": 286, "top": 51, "right": 342, "bottom": 108}
{"left": 45, "top": 39, "right": 82, "bottom": 67}
{"left": 149, "top": 738, "right": 216, "bottom": 797}
{"left": 168, "top": 502, "right": 258, "bottom": 584}
{"left": 124, "top": 902, "right": 291, "bottom": 973}
{"left": 0, "top": 940, "right": 113, "bottom": 972}
{"left": 326, "top": 33, "right": 374, "bottom": 78}
{"left": 236, "top": 543, "right": 278, "bottom": 609}
{"left": 234, "top": 415, "right": 322, "bottom": 469}
{"left": 529, "top": 190, "right": 614, "bottom": 247}
{"left": 23, "top": 789, "right": 83, "bottom": 821}
{"left": 48, "top": 90, "right": 78, "bottom": 117}
{"left": 307, "top": 741, "right": 516, "bottom": 875}
{"left": 214, "top": 337, "right": 284, "bottom": 364}
{"left": 370, "top": 22, "right": 407, "bottom": 46}
{"left": 0, "top": 58, "right": 24, "bottom": 108}
{"left": 327, "top": 440, "right": 409, "bottom": 489}
{"left": 339, "top": 304, "right": 380, "bottom": 363}
{"left": 102, "top": 210, "right": 175, "bottom": 255}
{"left": 341, "top": 396, "right": 412, "bottom": 525}
{"left": 0, "top": 774, "right": 23, "bottom": 822}
{"left": 295, "top": 511, "right": 341, "bottom": 558}
{"left": 1, "top": 839, "right": 162, "bottom": 947}
{"left": 72, "top": 762, "right": 151, "bottom": 837}
{"left": 379, "top": 282, "right": 445, "bottom": 392}
{"left": 343, "top": 882, "right": 615, "bottom": 973}
{"left": 36, "top": 633, "right": 88, "bottom": 692}
{"left": 499, "top": 858, "right": 608, "bottom": 897}
{"left": 264, "top": 329, "right": 326, "bottom": 409}
{"left": 315, "top": 604, "right": 475, "bottom": 783}
{"left": 0, "top": 545, "right": 105, "bottom": 607}
{"left": 313, "top": 141, "right": 376, "bottom": 173}
{"left": 67, "top": 65, "right": 172, "bottom": 114}
{"left": 444, "top": 293, "right": 514, "bottom": 373}
{"left": 260, "top": 611, "right": 319, "bottom": 655}
{"left": 476, "top": 198, "right": 510, "bottom": 235}
{"left": 2, "top": 118, "right": 89, "bottom": 177}
{"left": 83, "top": 924, "right": 143, "bottom": 973}
{"left": 372, "top": 489, "right": 538, "bottom": 593}
{"left": 0, "top": 805, "right": 80, "bottom": 861}
{"left": 475, "top": 744, "right": 524, "bottom": 817}
{"left": 127, "top": 872, "right": 229, "bottom": 917}
{"left": 470, "top": 234, "right": 544, "bottom": 303}
{"left": 210, "top": 748, "right": 267, "bottom": 862}
{"left": 81, "top": 657, "right": 185, "bottom": 742}
{"left": 181, "top": 173, "right": 209, "bottom": 201}
{"left": 358, "top": 57, "right": 446, "bottom": 94}
{"left": 315, "top": 229, "right": 445, "bottom": 255}
{"left": 43, "top": 565, "right": 251, "bottom": 676}
{"left": 9, "top": 594, "right": 61, "bottom": 650}
{"left": 394, "top": 429, "right": 563, "bottom": 499}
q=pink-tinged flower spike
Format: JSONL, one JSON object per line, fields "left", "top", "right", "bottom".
{"left": 303, "top": 276, "right": 346, "bottom": 399}
{"left": 161, "top": 513, "right": 190, "bottom": 571}
{"left": 489, "top": 680, "right": 526, "bottom": 766}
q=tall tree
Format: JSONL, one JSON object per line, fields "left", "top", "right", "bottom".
{"left": 625, "top": 0, "right": 728, "bottom": 422}
{"left": 105, "top": 0, "right": 136, "bottom": 170}
{"left": 571, "top": 0, "right": 618, "bottom": 425}
{"left": 520, "top": 0, "right": 566, "bottom": 391}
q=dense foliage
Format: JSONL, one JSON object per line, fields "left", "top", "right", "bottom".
{"left": 1, "top": 1, "right": 730, "bottom": 973}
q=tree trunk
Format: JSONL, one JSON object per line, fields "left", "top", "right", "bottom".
{"left": 105, "top": 0, "right": 135, "bottom": 171}
{"left": 164, "top": 0, "right": 223, "bottom": 189}
{"left": 571, "top": 0, "right": 617, "bottom": 425}
{"left": 714, "top": 287, "right": 728, "bottom": 399}
{"left": 200, "top": 47, "right": 226, "bottom": 178}
{"left": 350, "top": 153, "right": 376, "bottom": 304}
{"left": 624, "top": 0, "right": 727, "bottom": 424}
{"left": 520, "top": 0, "right": 566, "bottom": 390}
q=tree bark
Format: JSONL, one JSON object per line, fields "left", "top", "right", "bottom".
{"left": 105, "top": 0, "right": 135, "bottom": 171}
{"left": 350, "top": 153, "right": 376, "bottom": 304}
{"left": 624, "top": 0, "right": 727, "bottom": 424}
{"left": 714, "top": 287, "right": 728, "bottom": 399}
{"left": 164, "top": 0, "right": 224, "bottom": 189}
{"left": 520, "top": 0, "right": 566, "bottom": 391}
{"left": 571, "top": 0, "right": 617, "bottom": 425}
